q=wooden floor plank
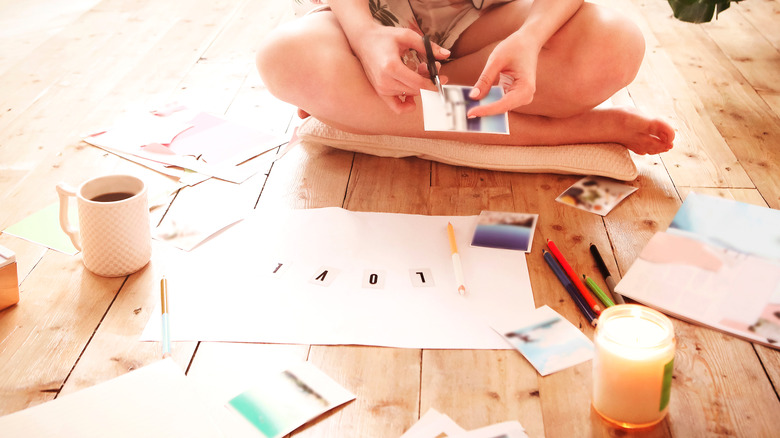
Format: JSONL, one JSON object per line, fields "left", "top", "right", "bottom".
{"left": 671, "top": 324, "right": 780, "bottom": 436}
{"left": 704, "top": 5, "right": 780, "bottom": 96}
{"left": 0, "top": 0, "right": 185, "bottom": 137}
{"left": 160, "top": 0, "right": 291, "bottom": 112}
{"left": 421, "top": 349, "right": 543, "bottom": 435}
{"left": 759, "top": 92, "right": 780, "bottom": 119}
{"left": 631, "top": 0, "right": 780, "bottom": 208}
{"left": 0, "top": 0, "right": 102, "bottom": 77}
{"left": 343, "top": 155, "right": 433, "bottom": 214}
{"left": 0, "top": 251, "right": 125, "bottom": 414}
{"left": 735, "top": 0, "right": 780, "bottom": 51}
{"left": 257, "top": 143, "right": 354, "bottom": 211}
{"left": 301, "top": 347, "right": 422, "bottom": 438}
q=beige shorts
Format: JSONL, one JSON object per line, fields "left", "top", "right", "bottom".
{"left": 305, "top": 0, "right": 514, "bottom": 49}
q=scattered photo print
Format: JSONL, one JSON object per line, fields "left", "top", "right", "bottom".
{"left": 555, "top": 176, "right": 637, "bottom": 216}
{"left": 493, "top": 305, "right": 594, "bottom": 376}
{"left": 471, "top": 210, "right": 539, "bottom": 253}
{"left": 420, "top": 85, "right": 509, "bottom": 134}
{"left": 228, "top": 361, "right": 355, "bottom": 438}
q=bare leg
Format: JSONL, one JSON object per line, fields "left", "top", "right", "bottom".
{"left": 449, "top": 0, "right": 646, "bottom": 117}
{"left": 257, "top": 6, "right": 673, "bottom": 154}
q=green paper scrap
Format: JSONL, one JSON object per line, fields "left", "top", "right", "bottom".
{"left": 3, "top": 203, "right": 79, "bottom": 255}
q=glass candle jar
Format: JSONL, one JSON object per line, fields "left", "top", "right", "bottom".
{"left": 592, "top": 304, "right": 675, "bottom": 428}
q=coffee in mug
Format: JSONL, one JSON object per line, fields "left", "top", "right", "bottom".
{"left": 57, "top": 174, "right": 152, "bottom": 277}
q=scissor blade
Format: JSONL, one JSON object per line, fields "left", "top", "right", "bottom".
{"left": 435, "top": 77, "right": 447, "bottom": 104}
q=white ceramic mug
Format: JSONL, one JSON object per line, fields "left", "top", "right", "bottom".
{"left": 57, "top": 174, "right": 152, "bottom": 277}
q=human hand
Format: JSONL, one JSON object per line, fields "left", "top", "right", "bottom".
{"left": 351, "top": 25, "right": 450, "bottom": 114}
{"left": 467, "top": 35, "right": 539, "bottom": 118}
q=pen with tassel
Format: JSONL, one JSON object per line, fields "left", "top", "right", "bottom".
{"left": 161, "top": 276, "right": 172, "bottom": 358}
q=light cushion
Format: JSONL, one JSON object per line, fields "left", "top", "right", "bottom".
{"left": 295, "top": 117, "right": 638, "bottom": 181}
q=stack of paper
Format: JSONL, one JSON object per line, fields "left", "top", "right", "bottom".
{"left": 616, "top": 193, "right": 780, "bottom": 349}
{"left": 84, "top": 109, "right": 287, "bottom": 184}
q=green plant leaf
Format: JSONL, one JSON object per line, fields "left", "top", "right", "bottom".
{"left": 667, "top": 0, "right": 738, "bottom": 23}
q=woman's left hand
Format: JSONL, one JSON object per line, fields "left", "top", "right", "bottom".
{"left": 466, "top": 35, "right": 541, "bottom": 118}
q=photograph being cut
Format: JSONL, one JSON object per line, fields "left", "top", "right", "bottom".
{"left": 420, "top": 85, "right": 509, "bottom": 134}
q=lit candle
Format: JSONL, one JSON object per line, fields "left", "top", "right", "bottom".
{"left": 592, "top": 304, "right": 675, "bottom": 428}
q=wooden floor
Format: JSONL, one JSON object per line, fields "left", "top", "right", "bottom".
{"left": 1, "top": 0, "right": 779, "bottom": 436}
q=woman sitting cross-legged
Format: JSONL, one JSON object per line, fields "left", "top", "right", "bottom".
{"left": 257, "top": 0, "right": 675, "bottom": 155}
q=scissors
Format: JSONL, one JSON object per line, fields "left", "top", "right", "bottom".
{"left": 423, "top": 35, "right": 446, "bottom": 104}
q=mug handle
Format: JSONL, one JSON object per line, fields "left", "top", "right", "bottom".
{"left": 56, "top": 183, "right": 82, "bottom": 251}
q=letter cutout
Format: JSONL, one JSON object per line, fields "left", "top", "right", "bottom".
{"left": 409, "top": 268, "right": 435, "bottom": 287}
{"left": 362, "top": 270, "right": 386, "bottom": 289}
{"left": 270, "top": 261, "right": 290, "bottom": 278}
{"left": 309, "top": 266, "right": 340, "bottom": 287}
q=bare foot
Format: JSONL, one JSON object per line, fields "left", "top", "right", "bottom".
{"left": 601, "top": 106, "right": 675, "bottom": 155}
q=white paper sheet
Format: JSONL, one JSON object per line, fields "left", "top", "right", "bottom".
{"left": 0, "top": 359, "right": 224, "bottom": 438}
{"left": 141, "top": 208, "right": 536, "bottom": 349}
{"left": 400, "top": 408, "right": 466, "bottom": 437}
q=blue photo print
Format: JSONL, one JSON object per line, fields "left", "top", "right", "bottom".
{"left": 494, "top": 305, "right": 594, "bottom": 376}
{"left": 471, "top": 210, "right": 539, "bottom": 253}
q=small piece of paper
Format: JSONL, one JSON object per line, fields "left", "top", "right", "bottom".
{"left": 400, "top": 408, "right": 466, "bottom": 438}
{"left": 227, "top": 361, "right": 355, "bottom": 438}
{"left": 420, "top": 85, "right": 509, "bottom": 134}
{"left": 471, "top": 210, "right": 538, "bottom": 253}
{"left": 3, "top": 203, "right": 78, "bottom": 255}
{"left": 493, "top": 305, "right": 594, "bottom": 376}
{"left": 401, "top": 409, "right": 528, "bottom": 438}
{"left": 555, "top": 176, "right": 637, "bottom": 216}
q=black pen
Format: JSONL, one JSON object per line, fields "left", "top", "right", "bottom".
{"left": 589, "top": 244, "right": 625, "bottom": 304}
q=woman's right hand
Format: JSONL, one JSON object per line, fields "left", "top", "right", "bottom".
{"left": 351, "top": 25, "right": 449, "bottom": 114}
